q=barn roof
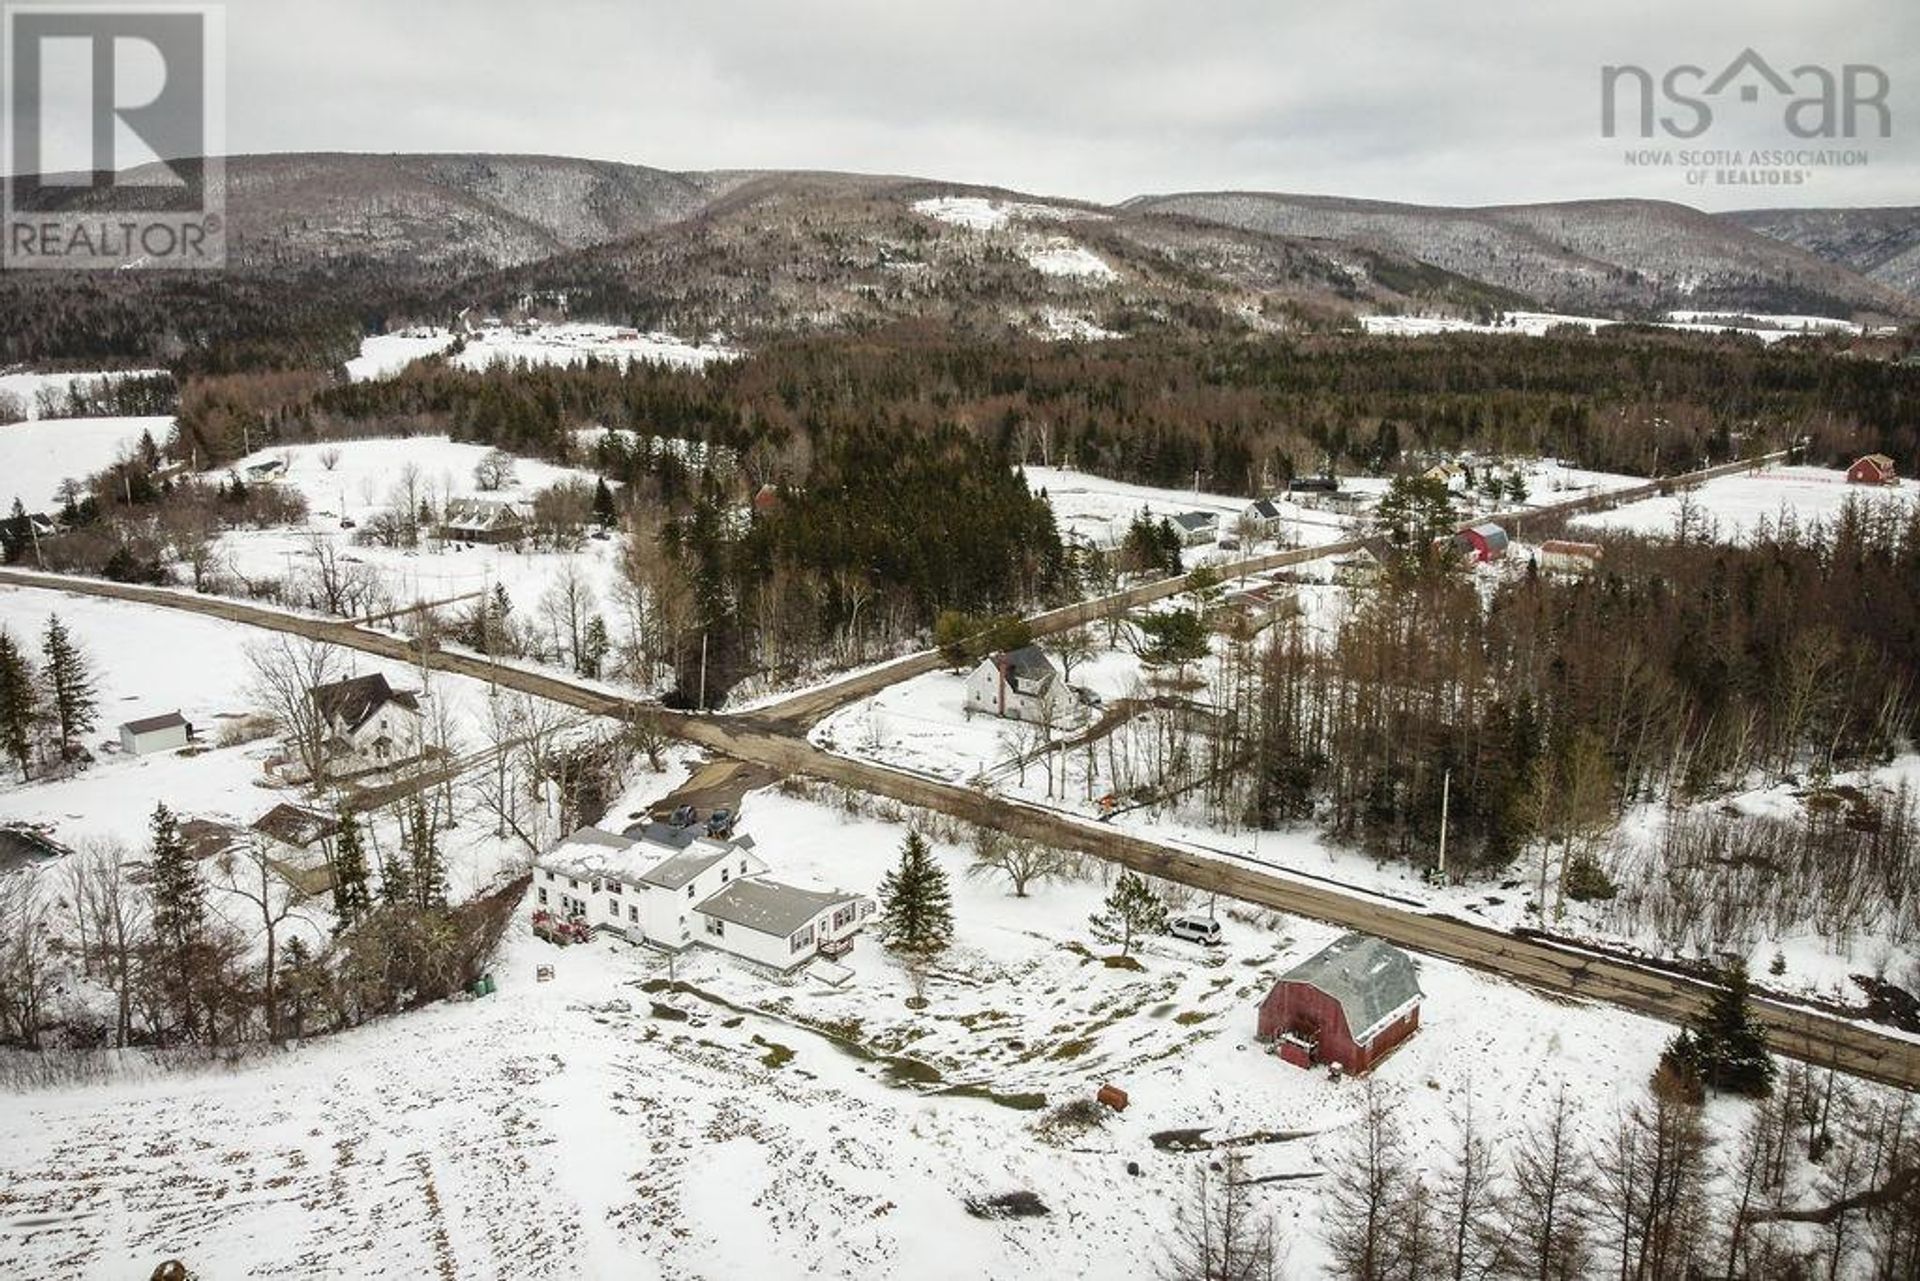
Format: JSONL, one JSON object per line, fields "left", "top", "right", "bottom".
{"left": 1279, "top": 933, "right": 1423, "bottom": 1042}
{"left": 996, "top": 645, "right": 1058, "bottom": 681}
{"left": 251, "top": 802, "right": 341, "bottom": 849}
{"left": 1171, "top": 511, "right": 1218, "bottom": 532}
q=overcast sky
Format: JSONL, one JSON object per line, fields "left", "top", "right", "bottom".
{"left": 59, "top": 0, "right": 1920, "bottom": 207}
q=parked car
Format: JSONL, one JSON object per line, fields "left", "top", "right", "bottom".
{"left": 705, "top": 808, "right": 736, "bottom": 837}
{"left": 1168, "top": 914, "right": 1224, "bottom": 946}
{"left": 666, "top": 804, "right": 698, "bottom": 828}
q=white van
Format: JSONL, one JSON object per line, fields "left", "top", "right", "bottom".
{"left": 1168, "top": 915, "right": 1223, "bottom": 946}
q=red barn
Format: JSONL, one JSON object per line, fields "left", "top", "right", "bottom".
{"left": 1257, "top": 933, "right": 1423, "bottom": 1075}
{"left": 1847, "top": 454, "right": 1897, "bottom": 486}
{"left": 1453, "top": 521, "right": 1510, "bottom": 563}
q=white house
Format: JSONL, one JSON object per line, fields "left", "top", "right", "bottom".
{"left": 309, "top": 673, "right": 423, "bottom": 774}
{"left": 1170, "top": 510, "right": 1219, "bottom": 547}
{"left": 531, "top": 823, "right": 872, "bottom": 971}
{"left": 119, "top": 711, "right": 189, "bottom": 756}
{"left": 439, "top": 498, "right": 526, "bottom": 545}
{"left": 1241, "top": 497, "right": 1285, "bottom": 538}
{"left": 694, "top": 879, "right": 876, "bottom": 969}
{"left": 964, "top": 645, "right": 1084, "bottom": 725}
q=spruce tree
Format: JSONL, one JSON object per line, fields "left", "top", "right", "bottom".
{"left": 1661, "top": 959, "right": 1774, "bottom": 1097}
{"left": 148, "top": 803, "right": 206, "bottom": 1034}
{"left": 876, "top": 830, "right": 953, "bottom": 956}
{"left": 0, "top": 628, "right": 36, "bottom": 780}
{"left": 41, "top": 614, "right": 97, "bottom": 757}
{"left": 592, "top": 477, "right": 618, "bottom": 527}
{"left": 331, "top": 809, "right": 372, "bottom": 927}
{"left": 1089, "top": 871, "right": 1168, "bottom": 958}
{"left": 407, "top": 797, "right": 447, "bottom": 909}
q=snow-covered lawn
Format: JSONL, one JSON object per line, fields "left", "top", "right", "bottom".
{"left": 0, "top": 768, "right": 1691, "bottom": 1279}
{"left": 451, "top": 322, "right": 738, "bottom": 374}
{"left": 344, "top": 328, "right": 457, "bottom": 381}
{"left": 0, "top": 415, "right": 174, "bottom": 510}
{"left": 1571, "top": 466, "right": 1916, "bottom": 544}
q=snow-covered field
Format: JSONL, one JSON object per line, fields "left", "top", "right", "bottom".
{"left": 451, "top": 322, "right": 738, "bottom": 374}
{"left": 217, "top": 437, "right": 625, "bottom": 626}
{"left": 1360, "top": 310, "right": 1867, "bottom": 344}
{"left": 1024, "top": 240, "right": 1116, "bottom": 281}
{"left": 344, "top": 329, "right": 457, "bottom": 382}
{"left": 0, "top": 761, "right": 1689, "bottom": 1279}
{"left": 1572, "top": 465, "right": 1916, "bottom": 544}
{"left": 911, "top": 195, "right": 1105, "bottom": 231}
{"left": 0, "top": 369, "right": 168, "bottom": 422}
{"left": 0, "top": 415, "right": 174, "bottom": 510}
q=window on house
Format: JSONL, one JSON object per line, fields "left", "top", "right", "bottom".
{"left": 721, "top": 868, "right": 729, "bottom": 883}
{"left": 790, "top": 925, "right": 815, "bottom": 953}
{"left": 537, "top": 888, "right": 547, "bottom": 905}
{"left": 608, "top": 901, "right": 619, "bottom": 917}
{"left": 629, "top": 905, "right": 638, "bottom": 922}
{"left": 570, "top": 878, "right": 579, "bottom": 890}
{"left": 686, "top": 885, "right": 694, "bottom": 899}
{"left": 608, "top": 879, "right": 621, "bottom": 895}
{"left": 544, "top": 870, "right": 554, "bottom": 882}
{"left": 705, "top": 916, "right": 725, "bottom": 937}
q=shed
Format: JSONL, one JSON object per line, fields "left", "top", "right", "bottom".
{"left": 1170, "top": 511, "right": 1220, "bottom": 547}
{"left": 1257, "top": 933, "right": 1422, "bottom": 1074}
{"left": 1537, "top": 539, "right": 1603, "bottom": 574}
{"left": 1454, "top": 522, "right": 1510, "bottom": 562}
{"left": 119, "top": 711, "right": 190, "bottom": 756}
{"left": 1847, "top": 454, "right": 1897, "bottom": 486}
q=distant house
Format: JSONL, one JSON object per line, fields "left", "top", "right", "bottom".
{"left": 1241, "top": 497, "right": 1286, "bottom": 536}
{"left": 1847, "top": 454, "right": 1898, "bottom": 486}
{"left": 439, "top": 498, "right": 525, "bottom": 545}
{"left": 532, "top": 823, "right": 872, "bottom": 970}
{"left": 119, "top": 711, "right": 189, "bottom": 756}
{"left": 964, "top": 645, "right": 1083, "bottom": 725}
{"left": 1422, "top": 462, "right": 1468, "bottom": 493}
{"left": 1537, "top": 539, "right": 1603, "bottom": 574}
{"left": 241, "top": 457, "right": 287, "bottom": 483}
{"left": 310, "top": 673, "right": 422, "bottom": 773}
{"left": 1454, "top": 522, "right": 1510, "bottom": 562}
{"left": 1170, "top": 511, "right": 1219, "bottom": 547}
{"left": 1287, "top": 475, "right": 1340, "bottom": 494}
{"left": 251, "top": 802, "right": 342, "bottom": 852}
{"left": 1334, "top": 545, "right": 1384, "bottom": 586}
{"left": 1258, "top": 933, "right": 1423, "bottom": 1074}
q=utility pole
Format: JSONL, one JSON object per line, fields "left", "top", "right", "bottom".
{"left": 1436, "top": 768, "right": 1451, "bottom": 881}
{"left": 697, "top": 630, "right": 709, "bottom": 711}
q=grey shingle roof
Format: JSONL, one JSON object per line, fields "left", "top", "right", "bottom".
{"left": 121, "top": 711, "right": 187, "bottom": 736}
{"left": 696, "top": 878, "right": 860, "bottom": 938}
{"left": 1280, "top": 933, "right": 1422, "bottom": 1041}
{"left": 639, "top": 842, "right": 737, "bottom": 890}
{"left": 1172, "top": 510, "right": 1217, "bottom": 531}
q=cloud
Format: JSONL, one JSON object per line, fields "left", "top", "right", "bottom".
{"left": 217, "top": 0, "right": 1917, "bottom": 208}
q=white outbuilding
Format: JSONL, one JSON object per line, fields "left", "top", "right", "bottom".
{"left": 119, "top": 712, "right": 189, "bottom": 757}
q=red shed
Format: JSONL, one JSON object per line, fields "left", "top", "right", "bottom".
{"left": 1258, "top": 933, "right": 1423, "bottom": 1075}
{"left": 1847, "top": 454, "right": 1897, "bottom": 486}
{"left": 1453, "top": 521, "right": 1510, "bottom": 563}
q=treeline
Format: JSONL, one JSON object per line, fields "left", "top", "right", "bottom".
{"left": 172, "top": 326, "right": 1920, "bottom": 485}
{"left": 0, "top": 804, "right": 516, "bottom": 1055}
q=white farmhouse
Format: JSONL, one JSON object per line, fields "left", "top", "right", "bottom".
{"left": 532, "top": 823, "right": 873, "bottom": 971}
{"left": 964, "top": 645, "right": 1083, "bottom": 725}
{"left": 118, "top": 711, "right": 189, "bottom": 756}
{"left": 309, "top": 673, "right": 423, "bottom": 774}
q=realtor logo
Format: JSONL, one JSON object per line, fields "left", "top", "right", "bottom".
{"left": 1602, "top": 48, "right": 1891, "bottom": 140}
{"left": 3, "top": 3, "right": 225, "bottom": 269}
